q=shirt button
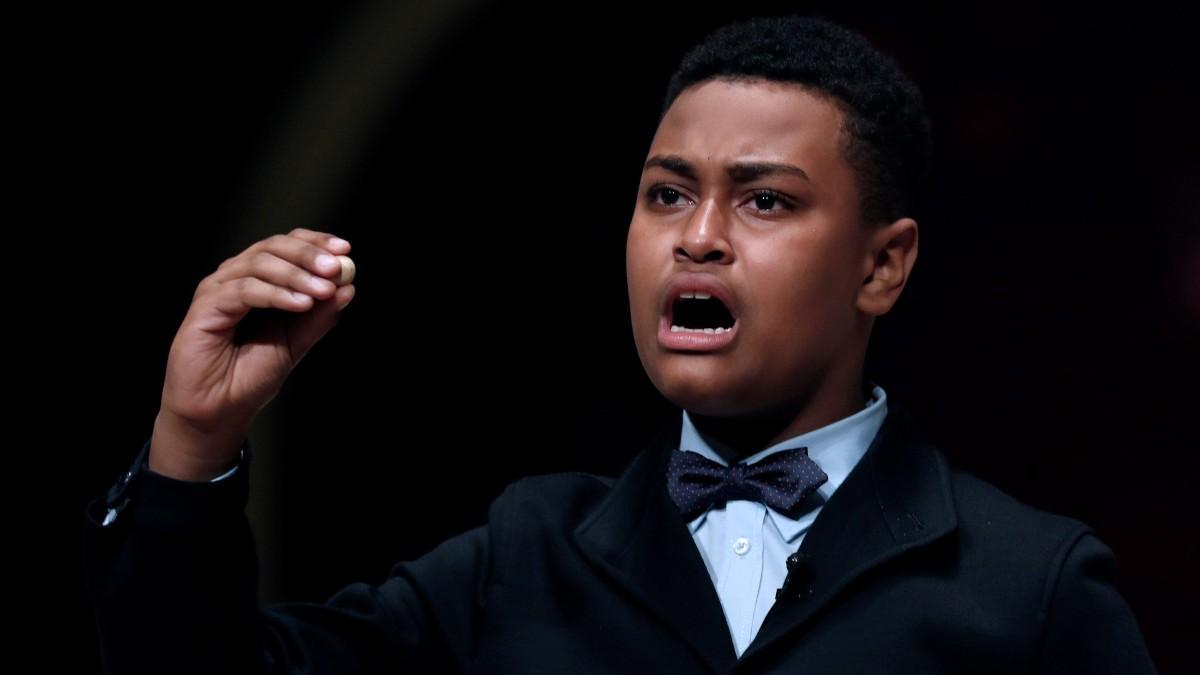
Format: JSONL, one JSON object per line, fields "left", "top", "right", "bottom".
{"left": 733, "top": 537, "right": 751, "bottom": 556}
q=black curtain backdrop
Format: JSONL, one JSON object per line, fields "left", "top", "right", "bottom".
{"left": 62, "top": 1, "right": 1197, "bottom": 672}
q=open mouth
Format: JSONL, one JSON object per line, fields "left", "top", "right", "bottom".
{"left": 667, "top": 293, "right": 737, "bottom": 333}
{"left": 656, "top": 274, "right": 741, "bottom": 352}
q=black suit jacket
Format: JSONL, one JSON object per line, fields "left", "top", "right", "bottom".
{"left": 83, "top": 400, "right": 1156, "bottom": 673}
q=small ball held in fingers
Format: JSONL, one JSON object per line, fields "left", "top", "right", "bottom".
{"left": 334, "top": 256, "right": 356, "bottom": 286}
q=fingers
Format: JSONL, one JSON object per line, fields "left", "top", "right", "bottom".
{"left": 209, "top": 276, "right": 317, "bottom": 319}
{"left": 214, "top": 231, "right": 352, "bottom": 286}
{"left": 276, "top": 228, "right": 351, "bottom": 281}
{"left": 333, "top": 281, "right": 356, "bottom": 310}
{"left": 212, "top": 229, "right": 354, "bottom": 294}
{"left": 194, "top": 230, "right": 356, "bottom": 329}
{"left": 229, "top": 250, "right": 338, "bottom": 301}
{"left": 287, "top": 228, "right": 351, "bottom": 255}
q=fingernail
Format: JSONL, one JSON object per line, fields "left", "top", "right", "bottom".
{"left": 316, "top": 254, "right": 337, "bottom": 270}
{"left": 330, "top": 237, "right": 350, "bottom": 249}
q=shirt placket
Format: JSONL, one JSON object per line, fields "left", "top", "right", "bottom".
{"left": 716, "top": 500, "right": 767, "bottom": 656}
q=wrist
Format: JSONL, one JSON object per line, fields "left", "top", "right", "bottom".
{"left": 148, "top": 409, "right": 247, "bottom": 482}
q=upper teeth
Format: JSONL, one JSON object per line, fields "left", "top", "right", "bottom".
{"left": 678, "top": 292, "right": 713, "bottom": 300}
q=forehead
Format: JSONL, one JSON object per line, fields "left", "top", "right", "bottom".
{"left": 649, "top": 79, "right": 848, "bottom": 182}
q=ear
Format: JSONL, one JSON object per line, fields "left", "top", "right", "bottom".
{"left": 857, "top": 217, "right": 918, "bottom": 317}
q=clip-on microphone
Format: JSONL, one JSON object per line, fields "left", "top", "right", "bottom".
{"left": 776, "top": 551, "right": 813, "bottom": 601}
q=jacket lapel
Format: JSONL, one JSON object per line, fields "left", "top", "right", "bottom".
{"left": 738, "top": 399, "right": 959, "bottom": 665}
{"left": 573, "top": 413, "right": 739, "bottom": 673}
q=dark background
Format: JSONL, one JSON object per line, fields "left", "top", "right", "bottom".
{"left": 57, "top": 1, "right": 1196, "bottom": 672}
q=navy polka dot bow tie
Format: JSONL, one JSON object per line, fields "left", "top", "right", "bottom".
{"left": 666, "top": 447, "right": 828, "bottom": 521}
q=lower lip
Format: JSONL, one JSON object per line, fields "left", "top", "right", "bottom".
{"left": 657, "top": 314, "right": 738, "bottom": 352}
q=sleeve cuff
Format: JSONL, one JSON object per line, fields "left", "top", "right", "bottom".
{"left": 207, "top": 450, "right": 244, "bottom": 483}
{"left": 89, "top": 437, "right": 253, "bottom": 532}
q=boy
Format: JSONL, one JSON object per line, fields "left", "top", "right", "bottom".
{"left": 84, "top": 15, "right": 1156, "bottom": 673}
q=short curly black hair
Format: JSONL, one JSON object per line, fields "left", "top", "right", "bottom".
{"left": 661, "top": 15, "right": 933, "bottom": 226}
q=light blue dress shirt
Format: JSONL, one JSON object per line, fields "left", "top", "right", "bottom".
{"left": 679, "top": 383, "right": 888, "bottom": 657}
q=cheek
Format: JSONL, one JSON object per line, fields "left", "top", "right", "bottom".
{"left": 626, "top": 226, "right": 669, "bottom": 304}
{"left": 625, "top": 226, "right": 664, "bottom": 348}
{"left": 740, "top": 236, "right": 858, "bottom": 349}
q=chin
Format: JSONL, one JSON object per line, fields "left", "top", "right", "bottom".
{"left": 649, "top": 363, "right": 757, "bottom": 417}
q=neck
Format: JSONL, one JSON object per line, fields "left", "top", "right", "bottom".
{"left": 689, "top": 376, "right": 870, "bottom": 465}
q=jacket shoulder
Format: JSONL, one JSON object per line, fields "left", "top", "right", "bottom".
{"left": 943, "top": 463, "right": 1100, "bottom": 583}
{"left": 938, "top": 462, "right": 1155, "bottom": 673}
{"left": 489, "top": 470, "right": 616, "bottom": 535}
{"left": 948, "top": 466, "right": 1090, "bottom": 538}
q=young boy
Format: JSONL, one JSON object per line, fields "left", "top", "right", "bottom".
{"left": 83, "top": 15, "right": 1156, "bottom": 674}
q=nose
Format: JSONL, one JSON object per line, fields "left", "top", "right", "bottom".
{"left": 675, "top": 197, "right": 733, "bottom": 264}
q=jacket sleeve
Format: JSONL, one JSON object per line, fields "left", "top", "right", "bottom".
{"left": 82, "top": 439, "right": 499, "bottom": 675}
{"left": 1035, "top": 529, "right": 1158, "bottom": 674}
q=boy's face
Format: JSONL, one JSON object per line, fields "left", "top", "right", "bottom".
{"left": 626, "top": 78, "right": 875, "bottom": 417}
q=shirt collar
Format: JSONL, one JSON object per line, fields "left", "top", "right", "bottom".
{"left": 678, "top": 383, "right": 889, "bottom": 541}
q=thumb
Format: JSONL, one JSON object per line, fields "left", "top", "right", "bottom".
{"left": 287, "top": 284, "right": 355, "bottom": 365}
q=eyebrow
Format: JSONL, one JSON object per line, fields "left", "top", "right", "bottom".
{"left": 643, "top": 154, "right": 811, "bottom": 184}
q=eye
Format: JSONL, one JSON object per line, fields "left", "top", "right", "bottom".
{"left": 647, "top": 186, "right": 691, "bottom": 208}
{"left": 746, "top": 189, "right": 795, "bottom": 214}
